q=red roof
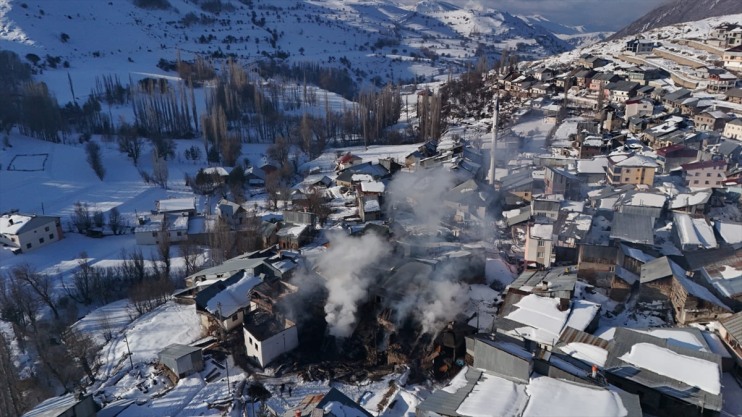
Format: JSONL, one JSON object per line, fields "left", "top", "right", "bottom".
{"left": 338, "top": 152, "right": 360, "bottom": 164}
{"left": 657, "top": 144, "right": 697, "bottom": 158}
{"left": 681, "top": 159, "right": 727, "bottom": 170}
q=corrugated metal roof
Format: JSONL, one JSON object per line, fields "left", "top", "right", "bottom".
{"left": 610, "top": 213, "right": 654, "bottom": 245}
{"left": 159, "top": 343, "right": 201, "bottom": 360}
{"left": 721, "top": 312, "right": 742, "bottom": 344}
{"left": 416, "top": 367, "right": 482, "bottom": 416}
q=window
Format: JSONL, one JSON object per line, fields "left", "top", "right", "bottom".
{"left": 177, "top": 232, "right": 182, "bottom": 237}
{"left": 705, "top": 181, "right": 709, "bottom": 185}
{"left": 45, "top": 226, "right": 50, "bottom": 232}
{"left": 231, "top": 314, "right": 238, "bottom": 321}
{"left": 26, "top": 243, "right": 32, "bottom": 249}
{"left": 152, "top": 232, "right": 157, "bottom": 237}
{"left": 538, "top": 240, "right": 545, "bottom": 247}
{"left": 608, "top": 266, "right": 615, "bottom": 272}
{"left": 695, "top": 172, "right": 700, "bottom": 176}
{"left": 694, "top": 180, "right": 699, "bottom": 184}
{"left": 706, "top": 172, "right": 712, "bottom": 177}
{"left": 39, "top": 238, "right": 44, "bottom": 244}
{"left": 49, "top": 234, "right": 54, "bottom": 239}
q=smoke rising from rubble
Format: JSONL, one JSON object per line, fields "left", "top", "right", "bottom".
{"left": 314, "top": 167, "right": 478, "bottom": 339}
{"left": 318, "top": 232, "right": 390, "bottom": 338}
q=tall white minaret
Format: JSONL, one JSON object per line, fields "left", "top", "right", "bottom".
{"left": 487, "top": 91, "right": 499, "bottom": 186}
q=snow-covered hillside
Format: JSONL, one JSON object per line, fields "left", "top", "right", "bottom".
{"left": 0, "top": 0, "right": 577, "bottom": 102}
{"left": 539, "top": 12, "right": 742, "bottom": 67}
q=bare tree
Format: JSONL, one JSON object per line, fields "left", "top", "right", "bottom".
{"left": 1, "top": 270, "right": 42, "bottom": 331}
{"left": 0, "top": 331, "right": 26, "bottom": 416}
{"left": 11, "top": 264, "right": 60, "bottom": 319}
{"left": 108, "top": 206, "right": 124, "bottom": 235}
{"left": 85, "top": 141, "right": 106, "bottom": 180}
{"left": 152, "top": 148, "right": 169, "bottom": 188}
{"left": 62, "top": 328, "right": 98, "bottom": 382}
{"left": 179, "top": 239, "right": 201, "bottom": 277}
{"left": 71, "top": 201, "right": 92, "bottom": 234}
{"left": 120, "top": 248, "right": 147, "bottom": 283}
{"left": 33, "top": 331, "right": 83, "bottom": 392}
{"left": 117, "top": 119, "right": 144, "bottom": 165}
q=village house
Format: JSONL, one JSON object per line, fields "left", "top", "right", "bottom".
{"left": 610, "top": 212, "right": 655, "bottom": 246}
{"left": 605, "top": 153, "right": 658, "bottom": 186}
{"left": 277, "top": 211, "right": 316, "bottom": 250}
{"left": 193, "top": 271, "right": 263, "bottom": 334}
{"left": 605, "top": 80, "right": 640, "bottom": 103}
{"left": 156, "top": 197, "right": 196, "bottom": 216}
{"left": 686, "top": 247, "right": 742, "bottom": 309}
{"left": 656, "top": 144, "right": 698, "bottom": 173}
{"left": 578, "top": 54, "right": 609, "bottom": 69}
{"left": 661, "top": 88, "right": 693, "bottom": 112}
{"left": 576, "top": 156, "right": 609, "bottom": 185}
{"left": 573, "top": 68, "right": 596, "bottom": 88}
{"left": 726, "top": 88, "right": 742, "bottom": 104}
{"left": 612, "top": 244, "right": 657, "bottom": 301}
{"left": 544, "top": 167, "right": 578, "bottom": 198}
{"left": 672, "top": 268, "right": 732, "bottom": 324}
{"left": 577, "top": 244, "right": 618, "bottom": 288}
{"left": 215, "top": 198, "right": 248, "bottom": 228}
{"left": 722, "top": 44, "right": 742, "bottom": 71}
{"left": 694, "top": 110, "right": 730, "bottom": 131}
{"left": 673, "top": 212, "right": 718, "bottom": 251}
{"left": 624, "top": 99, "right": 653, "bottom": 120}
{"left": 243, "top": 308, "right": 298, "bottom": 368}
{"left": 500, "top": 170, "right": 535, "bottom": 206}
{"left": 681, "top": 159, "right": 727, "bottom": 189}
{"left": 627, "top": 66, "right": 665, "bottom": 85}
{"left": 724, "top": 118, "right": 742, "bottom": 139}
{"left": 669, "top": 190, "right": 712, "bottom": 215}
{"left": 158, "top": 344, "right": 204, "bottom": 379}
{"left": 524, "top": 222, "right": 554, "bottom": 268}
{"left": 625, "top": 38, "right": 656, "bottom": 54}
{"left": 0, "top": 212, "right": 63, "bottom": 253}
{"left": 707, "top": 70, "right": 738, "bottom": 93}
{"left": 531, "top": 196, "right": 562, "bottom": 220}
{"left": 134, "top": 213, "right": 189, "bottom": 245}
{"left": 335, "top": 152, "right": 363, "bottom": 171}
{"left": 589, "top": 72, "right": 621, "bottom": 92}
{"left": 604, "top": 327, "right": 723, "bottom": 417}
{"left": 552, "top": 212, "right": 592, "bottom": 265}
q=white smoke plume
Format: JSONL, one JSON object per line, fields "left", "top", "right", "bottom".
{"left": 317, "top": 231, "right": 390, "bottom": 338}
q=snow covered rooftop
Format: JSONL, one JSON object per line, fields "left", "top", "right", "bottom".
{"left": 618, "top": 343, "right": 720, "bottom": 395}
{"left": 714, "top": 220, "right": 742, "bottom": 245}
{"left": 673, "top": 212, "right": 717, "bottom": 249}
{"left": 360, "top": 181, "right": 385, "bottom": 194}
{"left": 560, "top": 342, "right": 608, "bottom": 367}
{"left": 523, "top": 377, "right": 629, "bottom": 417}
{"left": 670, "top": 190, "right": 712, "bottom": 209}
{"left": 157, "top": 198, "right": 195, "bottom": 213}
{"left": 504, "top": 294, "right": 569, "bottom": 345}
{"left": 201, "top": 272, "right": 263, "bottom": 318}
{"left": 529, "top": 224, "right": 553, "bottom": 240}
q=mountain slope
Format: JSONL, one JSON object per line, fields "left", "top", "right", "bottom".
{"left": 609, "top": 0, "right": 742, "bottom": 40}
{"left": 0, "top": 0, "right": 572, "bottom": 103}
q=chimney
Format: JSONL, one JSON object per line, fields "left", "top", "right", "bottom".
{"left": 295, "top": 410, "right": 302, "bottom": 417}
{"left": 488, "top": 92, "right": 500, "bottom": 186}
{"left": 8, "top": 218, "right": 13, "bottom": 226}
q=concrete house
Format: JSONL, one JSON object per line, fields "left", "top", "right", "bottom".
{"left": 694, "top": 111, "right": 729, "bottom": 131}
{"left": 605, "top": 154, "right": 658, "bottom": 186}
{"left": 725, "top": 88, "right": 742, "bottom": 104}
{"left": 681, "top": 159, "right": 727, "bottom": 189}
{"left": 243, "top": 309, "right": 298, "bottom": 368}
{"left": 624, "top": 99, "right": 653, "bottom": 121}
{"left": 158, "top": 344, "right": 204, "bottom": 379}
{"left": 723, "top": 118, "right": 742, "bottom": 139}
{"left": 718, "top": 312, "right": 742, "bottom": 375}
{"left": 0, "top": 212, "right": 63, "bottom": 253}
{"left": 524, "top": 222, "right": 554, "bottom": 268}
{"left": 722, "top": 44, "right": 742, "bottom": 71}
{"left": 625, "top": 38, "right": 656, "bottom": 54}
{"left": 656, "top": 144, "right": 698, "bottom": 173}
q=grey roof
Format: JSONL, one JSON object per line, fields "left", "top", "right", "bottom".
{"left": 416, "top": 367, "right": 482, "bottom": 416}
{"left": 640, "top": 256, "right": 684, "bottom": 283}
{"left": 605, "top": 328, "right": 723, "bottom": 412}
{"left": 501, "top": 170, "right": 533, "bottom": 191}
{"left": 720, "top": 312, "right": 742, "bottom": 344}
{"left": 610, "top": 212, "right": 654, "bottom": 245}
{"left": 510, "top": 267, "right": 578, "bottom": 295}
{"left": 663, "top": 88, "right": 692, "bottom": 102}
{"left": 187, "top": 255, "right": 268, "bottom": 281}
{"left": 159, "top": 344, "right": 201, "bottom": 360}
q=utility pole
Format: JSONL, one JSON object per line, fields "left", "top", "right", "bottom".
{"left": 123, "top": 333, "right": 134, "bottom": 369}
